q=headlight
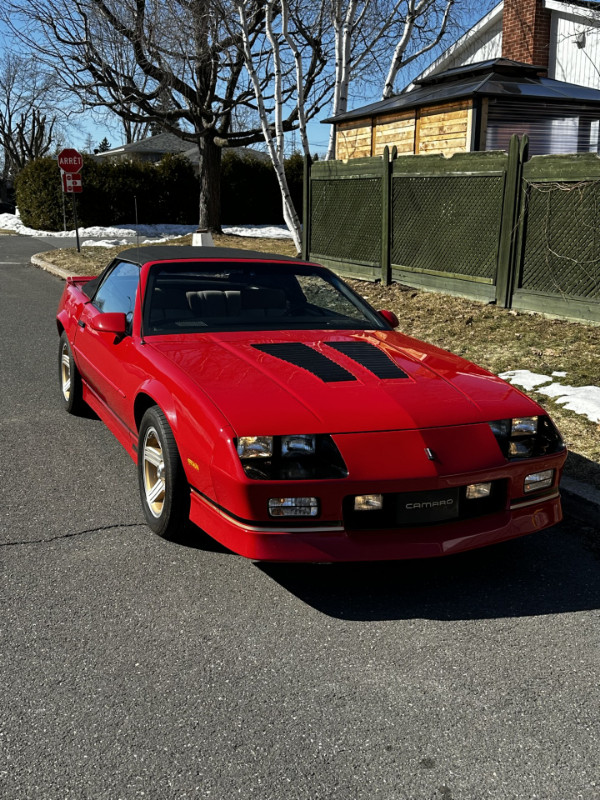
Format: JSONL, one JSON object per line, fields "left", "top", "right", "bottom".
{"left": 236, "top": 436, "right": 273, "bottom": 458}
{"left": 489, "top": 415, "right": 564, "bottom": 460}
{"left": 281, "top": 434, "right": 316, "bottom": 456}
{"left": 235, "top": 434, "right": 347, "bottom": 480}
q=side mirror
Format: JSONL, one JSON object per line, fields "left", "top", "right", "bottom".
{"left": 378, "top": 309, "right": 399, "bottom": 329}
{"left": 90, "top": 312, "right": 128, "bottom": 334}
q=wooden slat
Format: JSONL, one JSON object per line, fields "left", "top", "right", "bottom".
{"left": 419, "top": 100, "right": 472, "bottom": 116}
{"left": 336, "top": 122, "right": 373, "bottom": 160}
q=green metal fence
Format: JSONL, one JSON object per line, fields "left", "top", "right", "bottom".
{"left": 304, "top": 136, "right": 600, "bottom": 324}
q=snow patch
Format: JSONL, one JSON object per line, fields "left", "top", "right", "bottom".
{"left": 499, "top": 369, "right": 553, "bottom": 391}
{"left": 500, "top": 369, "right": 600, "bottom": 425}
{"left": 0, "top": 211, "right": 293, "bottom": 241}
{"left": 537, "top": 383, "right": 600, "bottom": 424}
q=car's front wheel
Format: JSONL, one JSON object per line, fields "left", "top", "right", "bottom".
{"left": 137, "top": 406, "right": 190, "bottom": 540}
{"left": 58, "top": 331, "right": 85, "bottom": 414}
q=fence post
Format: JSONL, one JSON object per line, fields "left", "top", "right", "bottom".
{"left": 302, "top": 154, "right": 312, "bottom": 260}
{"left": 381, "top": 146, "right": 393, "bottom": 285}
{"left": 496, "top": 135, "right": 526, "bottom": 307}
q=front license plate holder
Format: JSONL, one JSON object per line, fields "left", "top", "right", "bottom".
{"left": 396, "top": 488, "right": 459, "bottom": 525}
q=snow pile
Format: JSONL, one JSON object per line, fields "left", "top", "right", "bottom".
{"left": 0, "top": 211, "right": 293, "bottom": 245}
{"left": 500, "top": 369, "right": 600, "bottom": 424}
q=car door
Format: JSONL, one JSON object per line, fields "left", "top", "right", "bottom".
{"left": 73, "top": 260, "right": 143, "bottom": 429}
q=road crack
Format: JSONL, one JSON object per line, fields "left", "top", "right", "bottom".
{"left": 0, "top": 523, "right": 146, "bottom": 548}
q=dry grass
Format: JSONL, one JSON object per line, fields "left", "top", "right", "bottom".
{"left": 40, "top": 232, "right": 297, "bottom": 276}
{"left": 37, "top": 235, "right": 600, "bottom": 487}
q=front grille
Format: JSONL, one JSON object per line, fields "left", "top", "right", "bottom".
{"left": 343, "top": 481, "right": 507, "bottom": 530}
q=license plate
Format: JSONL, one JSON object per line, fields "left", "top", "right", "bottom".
{"left": 396, "top": 488, "right": 459, "bottom": 525}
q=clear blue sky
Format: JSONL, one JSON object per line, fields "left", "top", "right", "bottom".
{"left": 1, "top": 3, "right": 494, "bottom": 156}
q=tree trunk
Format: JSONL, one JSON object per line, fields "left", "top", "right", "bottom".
{"left": 197, "top": 135, "right": 222, "bottom": 232}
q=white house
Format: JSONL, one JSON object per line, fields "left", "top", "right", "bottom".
{"left": 415, "top": 0, "right": 600, "bottom": 89}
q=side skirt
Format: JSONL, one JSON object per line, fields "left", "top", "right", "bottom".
{"left": 82, "top": 382, "right": 138, "bottom": 462}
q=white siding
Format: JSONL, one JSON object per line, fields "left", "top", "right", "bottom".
{"left": 414, "top": 5, "right": 502, "bottom": 84}
{"left": 550, "top": 11, "right": 600, "bottom": 89}
{"left": 438, "top": 26, "right": 502, "bottom": 71}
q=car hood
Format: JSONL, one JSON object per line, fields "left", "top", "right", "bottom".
{"left": 148, "top": 329, "right": 538, "bottom": 435}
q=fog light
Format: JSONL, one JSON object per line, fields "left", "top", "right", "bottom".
{"left": 354, "top": 494, "right": 383, "bottom": 511}
{"left": 466, "top": 482, "right": 492, "bottom": 500}
{"left": 524, "top": 470, "right": 554, "bottom": 494}
{"left": 268, "top": 497, "right": 319, "bottom": 517}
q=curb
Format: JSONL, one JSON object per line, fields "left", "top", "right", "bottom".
{"left": 30, "top": 252, "right": 600, "bottom": 532}
{"left": 31, "top": 254, "right": 75, "bottom": 281}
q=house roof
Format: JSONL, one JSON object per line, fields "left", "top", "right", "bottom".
{"left": 96, "top": 132, "right": 191, "bottom": 157}
{"left": 96, "top": 131, "right": 270, "bottom": 163}
{"left": 323, "top": 58, "right": 600, "bottom": 124}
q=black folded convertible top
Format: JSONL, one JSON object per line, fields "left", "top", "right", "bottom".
{"left": 119, "top": 245, "right": 301, "bottom": 265}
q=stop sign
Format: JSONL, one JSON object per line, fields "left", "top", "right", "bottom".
{"left": 58, "top": 148, "right": 83, "bottom": 173}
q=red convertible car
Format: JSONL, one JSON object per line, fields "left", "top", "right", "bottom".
{"left": 57, "top": 246, "right": 566, "bottom": 561}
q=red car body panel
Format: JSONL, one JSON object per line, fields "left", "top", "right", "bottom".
{"left": 57, "top": 252, "right": 567, "bottom": 561}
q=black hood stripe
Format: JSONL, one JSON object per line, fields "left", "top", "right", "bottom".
{"left": 252, "top": 343, "right": 356, "bottom": 382}
{"left": 325, "top": 341, "right": 408, "bottom": 379}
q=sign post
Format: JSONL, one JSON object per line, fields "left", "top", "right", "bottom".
{"left": 58, "top": 148, "right": 84, "bottom": 252}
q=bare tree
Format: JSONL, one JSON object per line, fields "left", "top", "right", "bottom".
{"left": 236, "top": 0, "right": 330, "bottom": 250}
{"left": 0, "top": 53, "right": 59, "bottom": 198}
{"left": 0, "top": 0, "right": 283, "bottom": 231}
{"left": 325, "top": 0, "right": 457, "bottom": 158}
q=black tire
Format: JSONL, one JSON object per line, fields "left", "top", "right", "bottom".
{"left": 137, "top": 406, "right": 190, "bottom": 540}
{"left": 58, "top": 331, "right": 85, "bottom": 415}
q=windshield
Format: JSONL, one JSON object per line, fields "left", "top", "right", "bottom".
{"left": 142, "top": 260, "right": 388, "bottom": 335}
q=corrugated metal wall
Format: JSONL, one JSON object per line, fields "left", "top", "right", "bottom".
{"left": 486, "top": 100, "right": 600, "bottom": 155}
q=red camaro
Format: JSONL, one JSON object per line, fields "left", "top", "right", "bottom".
{"left": 57, "top": 246, "right": 567, "bottom": 561}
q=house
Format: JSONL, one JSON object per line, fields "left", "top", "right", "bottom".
{"left": 415, "top": 0, "right": 600, "bottom": 88}
{"left": 94, "top": 132, "right": 192, "bottom": 163}
{"left": 95, "top": 131, "right": 269, "bottom": 167}
{"left": 324, "top": 0, "right": 600, "bottom": 159}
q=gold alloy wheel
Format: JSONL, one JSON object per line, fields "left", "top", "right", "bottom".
{"left": 61, "top": 341, "right": 71, "bottom": 401}
{"left": 142, "top": 426, "right": 166, "bottom": 518}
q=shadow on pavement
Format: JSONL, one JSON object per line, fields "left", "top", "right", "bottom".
{"left": 257, "top": 522, "right": 600, "bottom": 621}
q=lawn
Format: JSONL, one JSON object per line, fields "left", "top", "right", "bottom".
{"left": 38, "top": 233, "right": 600, "bottom": 489}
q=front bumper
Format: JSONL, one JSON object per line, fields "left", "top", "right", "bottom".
{"left": 191, "top": 423, "right": 567, "bottom": 561}
{"left": 189, "top": 485, "right": 563, "bottom": 562}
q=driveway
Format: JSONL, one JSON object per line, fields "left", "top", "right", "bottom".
{"left": 1, "top": 240, "right": 599, "bottom": 800}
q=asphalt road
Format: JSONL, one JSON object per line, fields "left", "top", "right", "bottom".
{"left": 1, "top": 236, "right": 599, "bottom": 800}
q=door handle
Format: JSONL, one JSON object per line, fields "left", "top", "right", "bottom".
{"left": 77, "top": 320, "right": 86, "bottom": 328}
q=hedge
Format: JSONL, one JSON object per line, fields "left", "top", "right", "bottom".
{"left": 15, "top": 151, "right": 304, "bottom": 231}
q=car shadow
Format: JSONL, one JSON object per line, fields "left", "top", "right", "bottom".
{"left": 256, "top": 522, "right": 600, "bottom": 621}
{"left": 169, "top": 523, "right": 235, "bottom": 555}
{"left": 565, "top": 450, "right": 600, "bottom": 493}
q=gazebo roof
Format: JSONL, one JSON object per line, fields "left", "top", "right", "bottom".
{"left": 323, "top": 59, "right": 600, "bottom": 124}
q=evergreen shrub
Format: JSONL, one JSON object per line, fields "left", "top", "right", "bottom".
{"left": 16, "top": 149, "right": 304, "bottom": 230}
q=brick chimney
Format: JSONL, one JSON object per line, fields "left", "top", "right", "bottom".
{"left": 502, "top": 0, "right": 552, "bottom": 69}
